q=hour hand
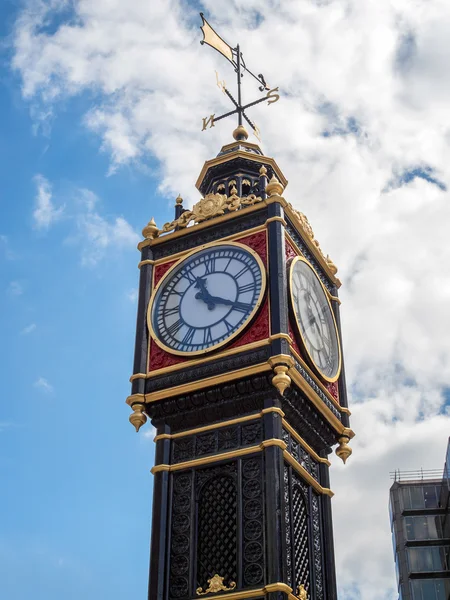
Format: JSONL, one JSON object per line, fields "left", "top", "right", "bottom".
{"left": 194, "top": 277, "right": 216, "bottom": 310}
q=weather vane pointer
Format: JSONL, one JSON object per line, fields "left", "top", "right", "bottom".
{"left": 199, "top": 13, "right": 280, "bottom": 138}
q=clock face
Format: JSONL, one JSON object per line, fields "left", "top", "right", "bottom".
{"left": 149, "top": 243, "right": 265, "bottom": 355}
{"left": 289, "top": 257, "right": 341, "bottom": 382}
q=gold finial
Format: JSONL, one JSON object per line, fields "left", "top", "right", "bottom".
{"left": 266, "top": 174, "right": 284, "bottom": 197}
{"left": 336, "top": 435, "right": 352, "bottom": 464}
{"left": 142, "top": 217, "right": 159, "bottom": 240}
{"left": 259, "top": 165, "right": 267, "bottom": 176}
{"left": 272, "top": 365, "right": 291, "bottom": 396}
{"left": 297, "top": 584, "right": 308, "bottom": 600}
{"left": 129, "top": 403, "right": 147, "bottom": 432}
{"left": 176, "top": 194, "right": 183, "bottom": 205}
{"left": 196, "top": 574, "right": 236, "bottom": 596}
{"left": 229, "top": 185, "right": 238, "bottom": 196}
{"left": 232, "top": 125, "right": 249, "bottom": 141}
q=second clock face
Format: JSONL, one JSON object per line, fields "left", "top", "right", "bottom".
{"left": 150, "top": 243, "right": 265, "bottom": 355}
{"left": 290, "top": 257, "right": 341, "bottom": 381}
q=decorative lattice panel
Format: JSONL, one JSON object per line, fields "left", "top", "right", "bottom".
{"left": 292, "top": 484, "right": 310, "bottom": 595}
{"left": 197, "top": 474, "right": 238, "bottom": 590}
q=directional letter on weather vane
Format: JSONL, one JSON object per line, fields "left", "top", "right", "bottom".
{"left": 199, "top": 13, "right": 280, "bottom": 140}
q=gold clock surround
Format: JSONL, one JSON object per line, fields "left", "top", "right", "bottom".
{"left": 147, "top": 240, "right": 267, "bottom": 357}
{"left": 289, "top": 255, "right": 342, "bottom": 383}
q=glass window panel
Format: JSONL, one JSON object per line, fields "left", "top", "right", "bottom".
{"left": 424, "top": 486, "right": 439, "bottom": 509}
{"left": 411, "top": 487, "right": 425, "bottom": 509}
{"left": 406, "top": 516, "right": 444, "bottom": 540}
{"left": 411, "top": 578, "right": 450, "bottom": 600}
{"left": 403, "top": 487, "right": 412, "bottom": 509}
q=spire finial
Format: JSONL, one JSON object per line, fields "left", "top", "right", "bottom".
{"left": 233, "top": 125, "right": 248, "bottom": 141}
{"left": 176, "top": 194, "right": 183, "bottom": 205}
{"left": 142, "top": 217, "right": 159, "bottom": 240}
{"left": 266, "top": 174, "right": 284, "bottom": 197}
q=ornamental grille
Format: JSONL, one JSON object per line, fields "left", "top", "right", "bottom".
{"left": 292, "top": 484, "right": 310, "bottom": 595}
{"left": 197, "top": 475, "right": 238, "bottom": 590}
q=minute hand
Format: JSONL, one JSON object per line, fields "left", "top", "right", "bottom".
{"left": 208, "top": 296, "right": 252, "bottom": 311}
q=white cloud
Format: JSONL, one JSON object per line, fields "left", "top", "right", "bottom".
{"left": 7, "top": 281, "right": 23, "bottom": 296}
{"left": 33, "top": 174, "right": 63, "bottom": 229}
{"left": 74, "top": 189, "right": 139, "bottom": 265}
{"left": 11, "top": 2, "right": 450, "bottom": 598}
{"left": 21, "top": 323, "right": 36, "bottom": 335}
{"left": 126, "top": 288, "right": 138, "bottom": 303}
{"left": 33, "top": 377, "right": 53, "bottom": 393}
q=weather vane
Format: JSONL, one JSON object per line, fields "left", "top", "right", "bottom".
{"left": 199, "top": 13, "right": 280, "bottom": 140}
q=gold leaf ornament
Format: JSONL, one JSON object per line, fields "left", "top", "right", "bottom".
{"left": 196, "top": 574, "right": 236, "bottom": 596}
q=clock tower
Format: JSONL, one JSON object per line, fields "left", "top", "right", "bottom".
{"left": 127, "top": 125, "right": 354, "bottom": 600}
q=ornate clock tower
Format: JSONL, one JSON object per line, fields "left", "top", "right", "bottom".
{"left": 127, "top": 125, "right": 354, "bottom": 600}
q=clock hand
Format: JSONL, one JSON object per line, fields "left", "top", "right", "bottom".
{"left": 194, "top": 277, "right": 216, "bottom": 310}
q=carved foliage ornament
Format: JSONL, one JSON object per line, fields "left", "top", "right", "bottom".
{"left": 196, "top": 574, "right": 236, "bottom": 596}
{"left": 150, "top": 192, "right": 263, "bottom": 238}
{"left": 288, "top": 204, "right": 338, "bottom": 275}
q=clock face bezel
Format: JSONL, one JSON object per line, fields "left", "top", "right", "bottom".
{"left": 289, "top": 255, "right": 341, "bottom": 383}
{"left": 148, "top": 240, "right": 267, "bottom": 357}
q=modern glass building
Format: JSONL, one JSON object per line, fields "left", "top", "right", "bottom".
{"left": 389, "top": 439, "right": 450, "bottom": 600}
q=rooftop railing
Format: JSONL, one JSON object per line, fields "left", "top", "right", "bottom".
{"left": 390, "top": 469, "right": 444, "bottom": 482}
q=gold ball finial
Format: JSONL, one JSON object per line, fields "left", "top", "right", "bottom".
{"left": 266, "top": 174, "right": 284, "bottom": 197}
{"left": 129, "top": 403, "right": 147, "bottom": 433}
{"left": 142, "top": 217, "right": 159, "bottom": 240}
{"left": 336, "top": 435, "right": 352, "bottom": 464}
{"left": 176, "top": 194, "right": 183, "bottom": 205}
{"left": 233, "top": 125, "right": 248, "bottom": 141}
{"left": 259, "top": 165, "right": 267, "bottom": 176}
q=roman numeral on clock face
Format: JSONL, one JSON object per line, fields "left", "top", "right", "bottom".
{"left": 204, "top": 256, "right": 216, "bottom": 274}
{"left": 238, "top": 282, "right": 256, "bottom": 294}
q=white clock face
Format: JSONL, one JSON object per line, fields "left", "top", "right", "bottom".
{"left": 150, "top": 243, "right": 265, "bottom": 355}
{"left": 290, "top": 257, "right": 341, "bottom": 381}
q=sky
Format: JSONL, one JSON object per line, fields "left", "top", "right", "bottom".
{"left": 1, "top": 0, "right": 450, "bottom": 599}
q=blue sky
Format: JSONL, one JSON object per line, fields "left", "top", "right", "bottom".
{"left": 3, "top": 1, "right": 450, "bottom": 599}
{"left": 0, "top": 4, "right": 175, "bottom": 599}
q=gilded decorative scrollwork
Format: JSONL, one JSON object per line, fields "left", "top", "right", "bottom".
{"left": 196, "top": 574, "right": 236, "bottom": 596}
{"left": 288, "top": 204, "right": 338, "bottom": 275}
{"left": 147, "top": 192, "right": 263, "bottom": 238}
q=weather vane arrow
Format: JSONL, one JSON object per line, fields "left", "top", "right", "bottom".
{"left": 199, "top": 13, "right": 280, "bottom": 139}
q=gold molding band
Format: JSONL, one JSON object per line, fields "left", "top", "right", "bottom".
{"left": 126, "top": 393, "right": 145, "bottom": 407}
{"left": 269, "top": 332, "right": 292, "bottom": 343}
{"left": 130, "top": 373, "right": 147, "bottom": 382}
{"left": 151, "top": 438, "right": 333, "bottom": 496}
{"left": 145, "top": 362, "right": 271, "bottom": 403}
{"left": 281, "top": 420, "right": 330, "bottom": 465}
{"left": 328, "top": 294, "right": 341, "bottom": 305}
{"left": 153, "top": 407, "right": 285, "bottom": 442}
{"left": 265, "top": 216, "right": 287, "bottom": 226}
{"left": 137, "top": 259, "right": 155, "bottom": 268}
{"left": 152, "top": 443, "right": 263, "bottom": 474}
{"left": 152, "top": 438, "right": 287, "bottom": 475}
{"left": 283, "top": 451, "right": 334, "bottom": 497}
{"left": 140, "top": 339, "right": 270, "bottom": 381}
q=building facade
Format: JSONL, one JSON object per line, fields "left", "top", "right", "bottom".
{"left": 390, "top": 438, "right": 450, "bottom": 600}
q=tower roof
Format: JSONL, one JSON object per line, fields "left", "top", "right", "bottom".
{"left": 196, "top": 126, "right": 288, "bottom": 196}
